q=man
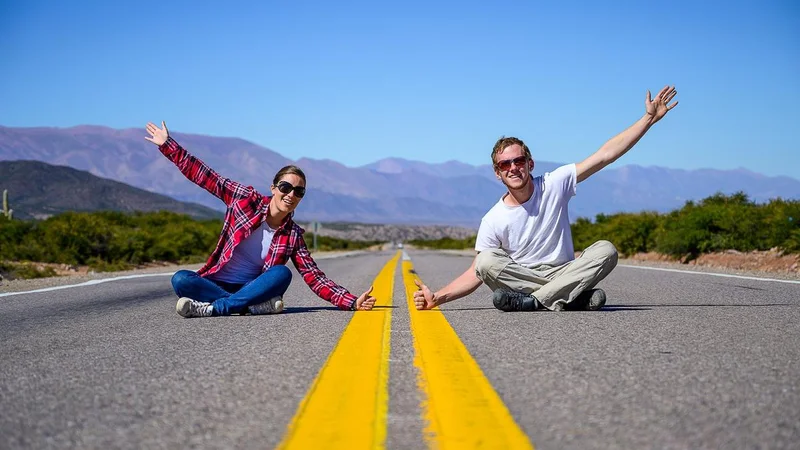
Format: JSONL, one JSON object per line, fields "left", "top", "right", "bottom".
{"left": 414, "top": 86, "right": 679, "bottom": 312}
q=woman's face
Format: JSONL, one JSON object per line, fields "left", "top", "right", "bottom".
{"left": 270, "top": 173, "right": 306, "bottom": 215}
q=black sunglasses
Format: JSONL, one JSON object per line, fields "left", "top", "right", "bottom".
{"left": 494, "top": 156, "right": 528, "bottom": 171}
{"left": 275, "top": 181, "right": 306, "bottom": 198}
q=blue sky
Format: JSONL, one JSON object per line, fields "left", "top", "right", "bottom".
{"left": 1, "top": 0, "right": 798, "bottom": 177}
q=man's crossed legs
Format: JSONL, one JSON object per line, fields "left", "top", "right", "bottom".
{"left": 475, "top": 240, "right": 618, "bottom": 312}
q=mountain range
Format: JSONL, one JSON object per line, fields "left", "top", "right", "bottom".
{"left": 1, "top": 125, "right": 798, "bottom": 227}
{"left": 0, "top": 160, "right": 221, "bottom": 220}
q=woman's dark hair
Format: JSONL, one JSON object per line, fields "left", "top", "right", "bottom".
{"left": 272, "top": 165, "right": 307, "bottom": 186}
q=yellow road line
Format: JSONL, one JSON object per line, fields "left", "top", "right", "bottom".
{"left": 401, "top": 255, "right": 534, "bottom": 449}
{"left": 277, "top": 251, "right": 400, "bottom": 450}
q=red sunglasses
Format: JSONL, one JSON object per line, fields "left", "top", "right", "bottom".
{"left": 494, "top": 156, "right": 528, "bottom": 171}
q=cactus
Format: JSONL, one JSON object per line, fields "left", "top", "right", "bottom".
{"left": 2, "top": 189, "right": 12, "bottom": 219}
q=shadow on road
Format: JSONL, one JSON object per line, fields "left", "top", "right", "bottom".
{"left": 601, "top": 305, "right": 652, "bottom": 311}
{"left": 609, "top": 303, "right": 796, "bottom": 309}
{"left": 281, "top": 306, "right": 340, "bottom": 314}
{"left": 710, "top": 282, "right": 768, "bottom": 291}
{"left": 442, "top": 307, "right": 497, "bottom": 311}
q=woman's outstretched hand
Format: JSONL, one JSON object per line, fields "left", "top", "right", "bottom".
{"left": 356, "top": 286, "right": 377, "bottom": 311}
{"left": 145, "top": 121, "right": 169, "bottom": 146}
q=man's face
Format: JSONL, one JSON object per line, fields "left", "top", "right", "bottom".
{"left": 494, "top": 144, "right": 533, "bottom": 190}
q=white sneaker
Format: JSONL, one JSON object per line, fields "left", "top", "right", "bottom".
{"left": 248, "top": 296, "right": 284, "bottom": 315}
{"left": 176, "top": 297, "right": 213, "bottom": 318}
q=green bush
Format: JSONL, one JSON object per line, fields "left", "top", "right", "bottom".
{"left": 0, "top": 215, "right": 36, "bottom": 260}
{"left": 573, "top": 192, "right": 799, "bottom": 260}
{"left": 653, "top": 193, "right": 764, "bottom": 259}
{"left": 0, "top": 211, "right": 222, "bottom": 270}
{"left": 573, "top": 212, "right": 661, "bottom": 257}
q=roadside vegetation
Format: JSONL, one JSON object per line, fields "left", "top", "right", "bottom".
{"left": 2, "top": 192, "right": 797, "bottom": 280}
{"left": 0, "top": 211, "right": 382, "bottom": 279}
{"left": 408, "top": 192, "right": 800, "bottom": 260}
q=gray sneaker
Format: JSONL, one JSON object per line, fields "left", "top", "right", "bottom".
{"left": 492, "top": 289, "right": 539, "bottom": 312}
{"left": 176, "top": 297, "right": 213, "bottom": 318}
{"left": 248, "top": 296, "right": 284, "bottom": 315}
{"left": 573, "top": 288, "right": 607, "bottom": 311}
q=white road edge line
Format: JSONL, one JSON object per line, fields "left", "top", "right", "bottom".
{"left": 0, "top": 272, "right": 176, "bottom": 298}
{"left": 619, "top": 264, "right": 800, "bottom": 285}
{"left": 0, "top": 250, "right": 369, "bottom": 298}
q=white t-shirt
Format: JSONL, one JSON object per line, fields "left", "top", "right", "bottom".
{"left": 208, "top": 222, "right": 276, "bottom": 284}
{"left": 475, "top": 164, "right": 577, "bottom": 267}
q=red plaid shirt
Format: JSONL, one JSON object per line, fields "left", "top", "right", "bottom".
{"left": 159, "top": 137, "right": 358, "bottom": 310}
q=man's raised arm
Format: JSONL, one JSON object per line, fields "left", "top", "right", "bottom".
{"left": 576, "top": 85, "right": 679, "bottom": 183}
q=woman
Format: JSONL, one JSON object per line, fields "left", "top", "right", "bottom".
{"left": 144, "top": 121, "right": 376, "bottom": 318}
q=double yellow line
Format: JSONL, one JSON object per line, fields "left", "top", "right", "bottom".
{"left": 277, "top": 252, "right": 398, "bottom": 449}
{"left": 278, "top": 251, "right": 533, "bottom": 449}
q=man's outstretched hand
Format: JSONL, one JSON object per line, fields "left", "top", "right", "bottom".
{"left": 645, "top": 86, "right": 679, "bottom": 124}
{"left": 413, "top": 279, "right": 436, "bottom": 310}
{"left": 145, "top": 121, "right": 169, "bottom": 146}
{"left": 356, "top": 286, "right": 377, "bottom": 311}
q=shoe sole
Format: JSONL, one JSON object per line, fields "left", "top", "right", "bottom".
{"left": 176, "top": 297, "right": 192, "bottom": 317}
{"left": 587, "top": 290, "right": 607, "bottom": 311}
{"left": 249, "top": 298, "right": 285, "bottom": 315}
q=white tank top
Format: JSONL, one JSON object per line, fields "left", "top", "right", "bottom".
{"left": 208, "top": 222, "right": 276, "bottom": 284}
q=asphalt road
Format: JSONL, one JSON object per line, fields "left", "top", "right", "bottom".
{"left": 1, "top": 250, "right": 798, "bottom": 449}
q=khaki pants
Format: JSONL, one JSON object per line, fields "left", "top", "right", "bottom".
{"left": 474, "top": 240, "right": 619, "bottom": 310}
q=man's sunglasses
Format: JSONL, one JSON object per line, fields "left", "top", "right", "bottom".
{"left": 494, "top": 156, "right": 528, "bottom": 171}
{"left": 275, "top": 181, "right": 306, "bottom": 198}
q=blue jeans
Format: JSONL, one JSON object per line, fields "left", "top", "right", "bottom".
{"left": 171, "top": 266, "right": 292, "bottom": 316}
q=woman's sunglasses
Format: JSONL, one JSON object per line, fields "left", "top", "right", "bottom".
{"left": 494, "top": 156, "right": 528, "bottom": 171}
{"left": 275, "top": 181, "right": 306, "bottom": 198}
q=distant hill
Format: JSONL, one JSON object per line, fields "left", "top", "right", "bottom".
{"left": 0, "top": 160, "right": 223, "bottom": 220}
{"left": 1, "top": 125, "right": 799, "bottom": 226}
